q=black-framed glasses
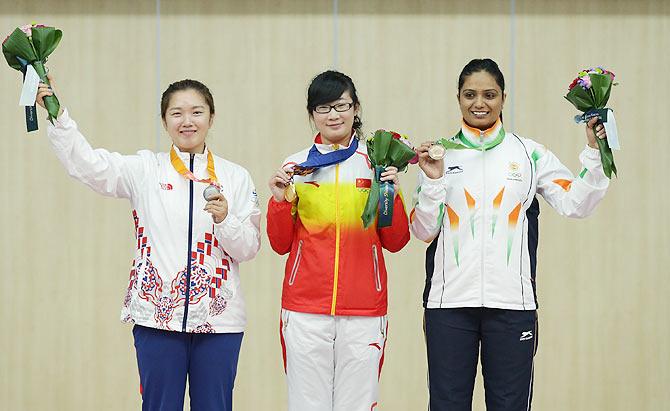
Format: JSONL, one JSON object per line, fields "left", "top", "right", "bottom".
{"left": 314, "top": 102, "right": 354, "bottom": 114}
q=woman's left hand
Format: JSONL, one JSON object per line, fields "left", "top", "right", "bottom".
{"left": 204, "top": 192, "right": 229, "bottom": 223}
{"left": 586, "top": 116, "right": 607, "bottom": 149}
{"left": 380, "top": 166, "right": 400, "bottom": 192}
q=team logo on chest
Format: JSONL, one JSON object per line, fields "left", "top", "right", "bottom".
{"left": 506, "top": 162, "right": 523, "bottom": 182}
{"left": 445, "top": 165, "right": 463, "bottom": 174}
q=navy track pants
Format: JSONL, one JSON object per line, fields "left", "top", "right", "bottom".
{"left": 424, "top": 308, "right": 538, "bottom": 411}
{"left": 133, "top": 325, "right": 243, "bottom": 411}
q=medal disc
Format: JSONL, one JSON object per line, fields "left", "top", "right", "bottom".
{"left": 203, "top": 184, "right": 221, "bottom": 201}
{"left": 284, "top": 183, "right": 297, "bottom": 202}
{"left": 428, "top": 143, "right": 447, "bottom": 160}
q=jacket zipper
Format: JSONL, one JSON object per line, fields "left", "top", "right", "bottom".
{"left": 181, "top": 154, "right": 195, "bottom": 332}
{"left": 372, "top": 244, "right": 382, "bottom": 291}
{"left": 480, "top": 131, "right": 486, "bottom": 307}
{"left": 330, "top": 163, "right": 341, "bottom": 315}
{"left": 288, "top": 240, "right": 303, "bottom": 285}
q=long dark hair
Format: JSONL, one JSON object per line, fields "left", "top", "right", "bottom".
{"left": 307, "top": 70, "right": 362, "bottom": 136}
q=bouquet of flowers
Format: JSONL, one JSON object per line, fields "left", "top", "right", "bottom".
{"left": 3, "top": 24, "right": 63, "bottom": 129}
{"left": 361, "top": 130, "right": 417, "bottom": 228}
{"left": 565, "top": 67, "right": 618, "bottom": 178}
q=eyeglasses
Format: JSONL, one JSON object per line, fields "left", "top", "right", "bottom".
{"left": 314, "top": 102, "right": 354, "bottom": 114}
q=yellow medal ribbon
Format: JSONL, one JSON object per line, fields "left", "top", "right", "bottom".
{"left": 169, "top": 146, "right": 219, "bottom": 187}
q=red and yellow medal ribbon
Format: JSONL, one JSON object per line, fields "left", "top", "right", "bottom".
{"left": 169, "top": 146, "right": 219, "bottom": 187}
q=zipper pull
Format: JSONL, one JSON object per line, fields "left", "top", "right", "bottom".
{"left": 282, "top": 310, "right": 290, "bottom": 331}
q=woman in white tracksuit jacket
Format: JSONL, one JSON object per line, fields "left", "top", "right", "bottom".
{"left": 411, "top": 58, "right": 610, "bottom": 411}
{"left": 37, "top": 76, "right": 260, "bottom": 411}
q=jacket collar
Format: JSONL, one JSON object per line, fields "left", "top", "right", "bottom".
{"left": 172, "top": 144, "right": 211, "bottom": 162}
{"left": 459, "top": 119, "right": 505, "bottom": 150}
{"left": 313, "top": 132, "right": 357, "bottom": 154}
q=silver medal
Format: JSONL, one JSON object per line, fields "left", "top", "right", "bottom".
{"left": 203, "top": 184, "right": 221, "bottom": 201}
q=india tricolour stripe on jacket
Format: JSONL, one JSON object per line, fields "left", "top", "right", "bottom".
{"left": 445, "top": 204, "right": 460, "bottom": 267}
{"left": 507, "top": 202, "right": 522, "bottom": 265}
{"left": 491, "top": 187, "right": 505, "bottom": 238}
{"left": 464, "top": 189, "right": 476, "bottom": 239}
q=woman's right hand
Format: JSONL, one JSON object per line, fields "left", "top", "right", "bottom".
{"left": 416, "top": 141, "right": 444, "bottom": 179}
{"left": 36, "top": 73, "right": 63, "bottom": 116}
{"left": 268, "top": 167, "right": 292, "bottom": 202}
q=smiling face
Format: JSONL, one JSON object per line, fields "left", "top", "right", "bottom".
{"left": 162, "top": 89, "right": 213, "bottom": 154}
{"left": 458, "top": 70, "right": 505, "bottom": 130}
{"left": 311, "top": 91, "right": 358, "bottom": 145}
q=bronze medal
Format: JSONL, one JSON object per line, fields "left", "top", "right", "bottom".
{"left": 428, "top": 143, "right": 447, "bottom": 160}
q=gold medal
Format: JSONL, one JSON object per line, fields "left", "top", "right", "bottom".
{"left": 428, "top": 142, "right": 447, "bottom": 160}
{"left": 284, "top": 182, "right": 297, "bottom": 202}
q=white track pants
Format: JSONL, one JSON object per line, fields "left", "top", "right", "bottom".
{"left": 280, "top": 309, "right": 388, "bottom": 411}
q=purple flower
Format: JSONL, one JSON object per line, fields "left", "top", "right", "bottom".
{"left": 579, "top": 75, "right": 592, "bottom": 89}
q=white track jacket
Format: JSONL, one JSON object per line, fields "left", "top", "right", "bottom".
{"left": 410, "top": 120, "right": 609, "bottom": 310}
{"left": 48, "top": 109, "right": 261, "bottom": 333}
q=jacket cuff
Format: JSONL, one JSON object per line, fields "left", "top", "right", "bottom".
{"left": 215, "top": 212, "right": 239, "bottom": 235}
{"left": 419, "top": 172, "right": 447, "bottom": 201}
{"left": 268, "top": 196, "right": 293, "bottom": 212}
{"left": 582, "top": 144, "right": 601, "bottom": 159}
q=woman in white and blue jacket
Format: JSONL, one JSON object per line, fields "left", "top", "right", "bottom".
{"left": 37, "top": 75, "right": 260, "bottom": 411}
{"left": 411, "top": 58, "right": 610, "bottom": 411}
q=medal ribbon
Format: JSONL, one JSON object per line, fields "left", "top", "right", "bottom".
{"left": 292, "top": 137, "right": 359, "bottom": 175}
{"left": 434, "top": 124, "right": 506, "bottom": 152}
{"left": 285, "top": 137, "right": 359, "bottom": 202}
{"left": 170, "top": 146, "right": 219, "bottom": 187}
{"left": 454, "top": 126, "right": 506, "bottom": 151}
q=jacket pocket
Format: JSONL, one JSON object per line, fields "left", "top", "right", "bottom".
{"left": 372, "top": 244, "right": 382, "bottom": 292}
{"left": 281, "top": 308, "right": 290, "bottom": 333}
{"left": 288, "top": 240, "right": 303, "bottom": 286}
{"left": 379, "top": 315, "right": 388, "bottom": 340}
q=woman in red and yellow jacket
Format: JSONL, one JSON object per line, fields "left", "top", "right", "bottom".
{"left": 267, "top": 70, "right": 410, "bottom": 411}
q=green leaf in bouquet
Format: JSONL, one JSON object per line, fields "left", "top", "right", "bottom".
{"left": 366, "top": 138, "right": 376, "bottom": 161}
{"left": 371, "top": 130, "right": 392, "bottom": 166}
{"left": 589, "top": 73, "right": 612, "bottom": 109}
{"left": 595, "top": 128, "right": 617, "bottom": 178}
{"left": 28, "top": 59, "right": 60, "bottom": 121}
{"left": 564, "top": 85, "right": 595, "bottom": 112}
{"left": 361, "top": 177, "right": 380, "bottom": 228}
{"left": 30, "top": 26, "right": 62, "bottom": 60}
{"left": 387, "top": 139, "right": 418, "bottom": 171}
{"left": 2, "top": 28, "right": 37, "bottom": 71}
